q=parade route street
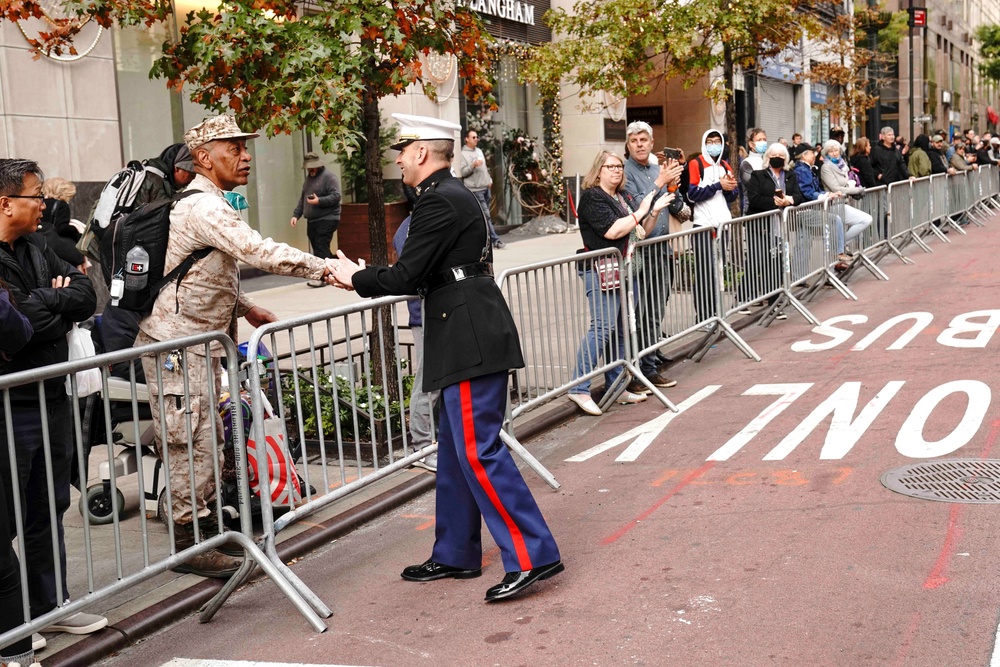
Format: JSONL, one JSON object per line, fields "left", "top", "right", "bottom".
{"left": 99, "top": 221, "right": 1000, "bottom": 667}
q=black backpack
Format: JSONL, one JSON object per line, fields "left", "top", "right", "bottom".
{"left": 108, "top": 189, "right": 212, "bottom": 313}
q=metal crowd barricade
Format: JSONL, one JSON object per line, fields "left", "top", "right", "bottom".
{"left": 884, "top": 181, "right": 918, "bottom": 265}
{"left": 838, "top": 188, "right": 890, "bottom": 283}
{"left": 942, "top": 171, "right": 969, "bottom": 234}
{"left": 982, "top": 163, "right": 1000, "bottom": 205}
{"left": 905, "top": 176, "right": 942, "bottom": 249}
{"left": 631, "top": 225, "right": 760, "bottom": 365}
{"left": 497, "top": 248, "right": 676, "bottom": 416}
{"left": 782, "top": 199, "right": 854, "bottom": 304}
{"left": 964, "top": 168, "right": 991, "bottom": 226}
{"left": 0, "top": 332, "right": 325, "bottom": 651}
{"left": 229, "top": 292, "right": 563, "bottom": 628}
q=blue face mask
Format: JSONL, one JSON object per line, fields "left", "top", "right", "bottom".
{"left": 706, "top": 144, "right": 723, "bottom": 158}
{"left": 755, "top": 141, "right": 768, "bottom": 154}
{"left": 223, "top": 191, "right": 249, "bottom": 212}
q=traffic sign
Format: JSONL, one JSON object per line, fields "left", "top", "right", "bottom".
{"left": 913, "top": 114, "right": 933, "bottom": 123}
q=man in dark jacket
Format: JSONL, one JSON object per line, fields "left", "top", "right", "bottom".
{"left": 870, "top": 126, "right": 911, "bottom": 184}
{"left": 0, "top": 158, "right": 101, "bottom": 638}
{"left": 291, "top": 152, "right": 341, "bottom": 286}
{"left": 329, "top": 114, "right": 563, "bottom": 603}
{"left": 928, "top": 135, "right": 956, "bottom": 175}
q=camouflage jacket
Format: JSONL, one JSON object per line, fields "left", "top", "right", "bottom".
{"left": 139, "top": 174, "right": 325, "bottom": 354}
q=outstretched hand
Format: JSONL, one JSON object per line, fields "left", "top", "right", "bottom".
{"left": 326, "top": 251, "right": 366, "bottom": 290}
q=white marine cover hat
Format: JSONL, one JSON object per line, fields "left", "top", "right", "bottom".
{"left": 390, "top": 113, "right": 462, "bottom": 150}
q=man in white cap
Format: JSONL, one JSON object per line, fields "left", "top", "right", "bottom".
{"left": 329, "top": 113, "right": 564, "bottom": 602}
{"left": 137, "top": 114, "right": 334, "bottom": 578}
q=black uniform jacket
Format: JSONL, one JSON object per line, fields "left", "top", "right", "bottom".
{"left": 353, "top": 168, "right": 524, "bottom": 392}
{"left": 0, "top": 234, "right": 96, "bottom": 400}
{"left": 745, "top": 169, "right": 805, "bottom": 216}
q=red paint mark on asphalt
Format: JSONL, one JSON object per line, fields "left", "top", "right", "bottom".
{"left": 979, "top": 419, "right": 1000, "bottom": 457}
{"left": 892, "top": 610, "right": 922, "bottom": 667}
{"left": 923, "top": 504, "right": 964, "bottom": 590}
{"left": 915, "top": 421, "right": 996, "bottom": 592}
{"left": 601, "top": 462, "right": 715, "bottom": 545}
{"left": 960, "top": 258, "right": 977, "bottom": 271}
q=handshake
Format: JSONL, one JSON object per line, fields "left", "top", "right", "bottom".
{"left": 323, "top": 250, "right": 365, "bottom": 290}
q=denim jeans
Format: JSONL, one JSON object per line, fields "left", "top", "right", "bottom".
{"left": 571, "top": 269, "right": 626, "bottom": 394}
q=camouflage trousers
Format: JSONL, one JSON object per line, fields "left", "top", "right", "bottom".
{"left": 138, "top": 333, "right": 223, "bottom": 526}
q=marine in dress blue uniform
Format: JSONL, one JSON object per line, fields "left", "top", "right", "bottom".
{"left": 328, "top": 114, "right": 563, "bottom": 602}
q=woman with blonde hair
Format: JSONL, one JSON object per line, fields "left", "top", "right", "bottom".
{"left": 39, "top": 177, "right": 87, "bottom": 272}
{"left": 567, "top": 149, "right": 673, "bottom": 416}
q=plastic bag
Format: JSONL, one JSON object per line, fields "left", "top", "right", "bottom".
{"left": 66, "top": 324, "right": 102, "bottom": 397}
{"left": 246, "top": 393, "right": 303, "bottom": 506}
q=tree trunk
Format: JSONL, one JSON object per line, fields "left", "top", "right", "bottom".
{"left": 723, "top": 42, "right": 738, "bottom": 172}
{"left": 361, "top": 84, "right": 399, "bottom": 406}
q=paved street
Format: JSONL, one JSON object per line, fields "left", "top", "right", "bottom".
{"left": 88, "top": 218, "right": 1000, "bottom": 667}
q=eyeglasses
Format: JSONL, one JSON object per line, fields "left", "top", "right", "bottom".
{"left": 4, "top": 195, "right": 44, "bottom": 201}
{"left": 603, "top": 164, "right": 624, "bottom": 171}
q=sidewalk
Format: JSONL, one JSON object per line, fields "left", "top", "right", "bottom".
{"left": 236, "top": 229, "right": 582, "bottom": 343}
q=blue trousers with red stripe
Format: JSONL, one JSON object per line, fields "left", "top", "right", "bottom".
{"left": 431, "top": 371, "right": 561, "bottom": 573}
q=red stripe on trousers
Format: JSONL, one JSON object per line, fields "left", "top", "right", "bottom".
{"left": 460, "top": 380, "right": 533, "bottom": 570}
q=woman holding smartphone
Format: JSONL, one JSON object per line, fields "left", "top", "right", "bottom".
{"left": 740, "top": 144, "right": 803, "bottom": 315}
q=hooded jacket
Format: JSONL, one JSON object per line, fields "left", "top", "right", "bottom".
{"left": 685, "top": 129, "right": 738, "bottom": 228}
{"left": 908, "top": 135, "right": 932, "bottom": 178}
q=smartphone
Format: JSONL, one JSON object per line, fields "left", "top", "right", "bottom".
{"left": 662, "top": 147, "right": 682, "bottom": 161}
{"left": 775, "top": 188, "right": 784, "bottom": 198}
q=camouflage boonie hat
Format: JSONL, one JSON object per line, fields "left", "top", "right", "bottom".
{"left": 184, "top": 114, "right": 260, "bottom": 152}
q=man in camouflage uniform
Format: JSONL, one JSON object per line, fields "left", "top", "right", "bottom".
{"left": 137, "top": 115, "right": 333, "bottom": 578}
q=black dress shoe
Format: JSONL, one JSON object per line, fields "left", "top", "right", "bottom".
{"left": 401, "top": 559, "right": 482, "bottom": 582}
{"left": 484, "top": 560, "right": 564, "bottom": 602}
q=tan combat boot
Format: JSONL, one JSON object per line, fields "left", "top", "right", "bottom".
{"left": 170, "top": 521, "right": 243, "bottom": 578}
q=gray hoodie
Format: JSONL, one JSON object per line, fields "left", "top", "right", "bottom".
{"left": 292, "top": 167, "right": 342, "bottom": 222}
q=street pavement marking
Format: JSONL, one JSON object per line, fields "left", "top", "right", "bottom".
{"left": 158, "top": 660, "right": 381, "bottom": 667}
{"left": 565, "top": 385, "right": 720, "bottom": 462}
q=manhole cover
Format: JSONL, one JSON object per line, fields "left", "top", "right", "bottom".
{"left": 881, "top": 459, "right": 1000, "bottom": 503}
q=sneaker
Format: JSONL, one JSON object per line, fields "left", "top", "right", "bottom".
{"left": 45, "top": 611, "right": 108, "bottom": 635}
{"left": 493, "top": 239, "right": 506, "bottom": 249}
{"left": 616, "top": 391, "right": 648, "bottom": 405}
{"left": 698, "top": 323, "right": 716, "bottom": 333}
{"left": 31, "top": 632, "right": 45, "bottom": 651}
{"left": 737, "top": 308, "right": 753, "bottom": 315}
{"left": 774, "top": 311, "right": 787, "bottom": 320}
{"left": 645, "top": 371, "right": 677, "bottom": 388}
{"left": 412, "top": 453, "right": 438, "bottom": 472}
{"left": 306, "top": 279, "right": 327, "bottom": 288}
{"left": 568, "top": 393, "right": 602, "bottom": 416}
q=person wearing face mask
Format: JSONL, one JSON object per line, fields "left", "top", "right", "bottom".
{"left": 739, "top": 128, "right": 768, "bottom": 214}
{"left": 741, "top": 144, "right": 802, "bottom": 317}
{"left": 819, "top": 140, "right": 873, "bottom": 256}
{"left": 685, "top": 129, "right": 739, "bottom": 325}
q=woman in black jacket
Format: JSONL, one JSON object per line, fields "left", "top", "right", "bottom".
{"left": 38, "top": 177, "right": 86, "bottom": 271}
{"left": 740, "top": 144, "right": 803, "bottom": 311}
{"left": 849, "top": 138, "right": 878, "bottom": 188}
